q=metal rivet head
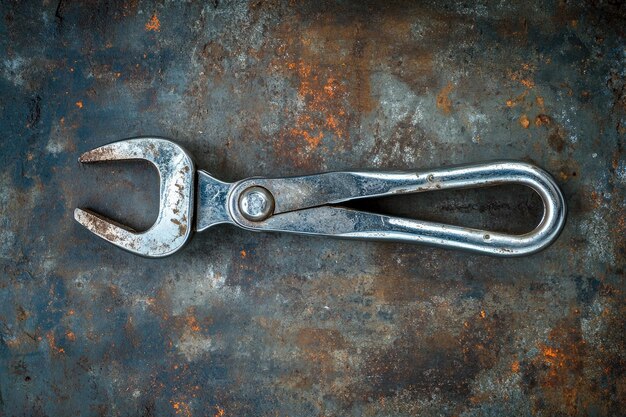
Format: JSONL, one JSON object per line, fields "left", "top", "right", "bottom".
{"left": 238, "top": 186, "right": 275, "bottom": 222}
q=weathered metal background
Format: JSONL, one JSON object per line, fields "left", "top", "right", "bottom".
{"left": 1, "top": 1, "right": 625, "bottom": 416}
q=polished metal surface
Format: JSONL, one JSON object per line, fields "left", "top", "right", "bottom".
{"left": 74, "top": 138, "right": 195, "bottom": 257}
{"left": 238, "top": 186, "right": 275, "bottom": 221}
{"left": 195, "top": 170, "right": 234, "bottom": 232}
{"left": 228, "top": 162, "right": 566, "bottom": 256}
{"left": 75, "top": 138, "right": 565, "bottom": 257}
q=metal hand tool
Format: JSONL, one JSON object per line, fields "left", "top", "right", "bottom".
{"left": 74, "top": 137, "right": 566, "bottom": 258}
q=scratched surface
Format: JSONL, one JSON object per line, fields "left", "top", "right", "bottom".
{"left": 1, "top": 1, "right": 625, "bottom": 416}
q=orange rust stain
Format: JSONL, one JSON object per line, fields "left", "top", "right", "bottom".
{"left": 295, "top": 328, "right": 346, "bottom": 373}
{"left": 285, "top": 62, "right": 348, "bottom": 151}
{"left": 145, "top": 13, "right": 160, "bottom": 32}
{"left": 46, "top": 332, "right": 65, "bottom": 354}
{"left": 269, "top": 17, "right": 392, "bottom": 168}
{"left": 511, "top": 361, "right": 520, "bottom": 373}
{"left": 505, "top": 90, "right": 528, "bottom": 108}
{"left": 469, "top": 393, "right": 490, "bottom": 405}
{"left": 590, "top": 191, "right": 602, "bottom": 209}
{"left": 75, "top": 101, "right": 83, "bottom": 109}
{"left": 240, "top": 249, "right": 247, "bottom": 258}
{"left": 519, "top": 114, "right": 530, "bottom": 128}
{"left": 171, "top": 400, "right": 192, "bottom": 417}
{"left": 289, "top": 127, "right": 323, "bottom": 148}
{"left": 543, "top": 346, "right": 559, "bottom": 359}
{"left": 214, "top": 406, "right": 225, "bottom": 417}
{"left": 536, "top": 96, "right": 545, "bottom": 108}
{"left": 436, "top": 82, "right": 454, "bottom": 115}
{"left": 535, "top": 114, "right": 552, "bottom": 127}
{"left": 530, "top": 322, "right": 593, "bottom": 416}
{"left": 326, "top": 114, "right": 338, "bottom": 130}
{"left": 508, "top": 64, "right": 536, "bottom": 89}
{"left": 297, "top": 328, "right": 346, "bottom": 349}
{"left": 323, "top": 77, "right": 337, "bottom": 97}
{"left": 185, "top": 315, "right": 201, "bottom": 332}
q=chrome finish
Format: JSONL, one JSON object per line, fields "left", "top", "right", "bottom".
{"left": 238, "top": 186, "right": 275, "bottom": 222}
{"left": 196, "top": 170, "right": 233, "bottom": 232}
{"left": 227, "top": 162, "right": 566, "bottom": 256}
{"left": 74, "top": 138, "right": 195, "bottom": 258}
{"left": 76, "top": 138, "right": 566, "bottom": 257}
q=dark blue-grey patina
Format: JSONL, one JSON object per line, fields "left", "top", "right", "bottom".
{"left": 1, "top": 1, "right": 624, "bottom": 416}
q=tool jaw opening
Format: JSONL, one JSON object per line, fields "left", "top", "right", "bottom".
{"left": 74, "top": 137, "right": 195, "bottom": 258}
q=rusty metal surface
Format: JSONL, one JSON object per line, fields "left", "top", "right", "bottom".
{"left": 75, "top": 138, "right": 196, "bottom": 258}
{"left": 1, "top": 1, "right": 624, "bottom": 416}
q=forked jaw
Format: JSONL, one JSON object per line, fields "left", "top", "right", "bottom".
{"left": 74, "top": 138, "right": 195, "bottom": 258}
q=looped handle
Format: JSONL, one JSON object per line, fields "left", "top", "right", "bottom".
{"left": 339, "top": 161, "right": 567, "bottom": 256}
{"left": 228, "top": 161, "right": 567, "bottom": 257}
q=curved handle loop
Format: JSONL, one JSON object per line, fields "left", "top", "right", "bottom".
{"left": 339, "top": 161, "right": 567, "bottom": 256}
{"left": 228, "top": 161, "right": 567, "bottom": 257}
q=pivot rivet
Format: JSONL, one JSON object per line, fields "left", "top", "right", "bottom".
{"left": 239, "top": 186, "right": 275, "bottom": 222}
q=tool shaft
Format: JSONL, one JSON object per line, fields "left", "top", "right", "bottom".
{"left": 227, "top": 161, "right": 566, "bottom": 256}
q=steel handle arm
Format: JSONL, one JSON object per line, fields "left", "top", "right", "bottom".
{"left": 228, "top": 161, "right": 567, "bottom": 257}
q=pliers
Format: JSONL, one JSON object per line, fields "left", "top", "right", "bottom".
{"left": 74, "top": 137, "right": 566, "bottom": 258}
